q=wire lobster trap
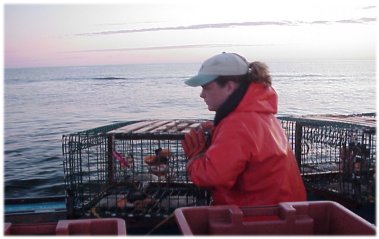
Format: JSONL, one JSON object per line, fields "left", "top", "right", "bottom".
{"left": 62, "top": 120, "right": 210, "bottom": 220}
{"left": 63, "top": 114, "right": 375, "bottom": 221}
{"left": 279, "top": 113, "right": 376, "bottom": 205}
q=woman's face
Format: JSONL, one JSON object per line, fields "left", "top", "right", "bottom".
{"left": 200, "top": 81, "right": 237, "bottom": 111}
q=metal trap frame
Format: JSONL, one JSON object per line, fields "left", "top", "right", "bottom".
{"left": 62, "top": 120, "right": 210, "bottom": 219}
{"left": 279, "top": 113, "right": 376, "bottom": 205}
{"left": 63, "top": 114, "right": 376, "bottom": 220}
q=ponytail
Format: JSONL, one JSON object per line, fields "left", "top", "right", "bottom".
{"left": 248, "top": 61, "right": 272, "bottom": 87}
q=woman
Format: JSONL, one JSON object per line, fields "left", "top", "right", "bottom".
{"left": 182, "top": 52, "right": 306, "bottom": 206}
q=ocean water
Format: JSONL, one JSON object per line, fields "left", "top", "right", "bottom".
{"left": 4, "top": 60, "right": 376, "bottom": 199}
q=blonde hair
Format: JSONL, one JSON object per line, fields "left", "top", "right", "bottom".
{"left": 249, "top": 61, "right": 272, "bottom": 87}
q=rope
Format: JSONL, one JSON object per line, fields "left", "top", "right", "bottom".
{"left": 146, "top": 213, "right": 175, "bottom": 235}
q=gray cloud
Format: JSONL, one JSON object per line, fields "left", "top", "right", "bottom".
{"left": 362, "top": 6, "right": 376, "bottom": 10}
{"left": 75, "top": 18, "right": 375, "bottom": 37}
{"left": 65, "top": 43, "right": 270, "bottom": 53}
{"left": 358, "top": 17, "right": 376, "bottom": 22}
{"left": 336, "top": 19, "right": 362, "bottom": 24}
{"left": 75, "top": 21, "right": 298, "bottom": 36}
{"left": 310, "top": 21, "right": 330, "bottom": 24}
{"left": 336, "top": 18, "right": 376, "bottom": 24}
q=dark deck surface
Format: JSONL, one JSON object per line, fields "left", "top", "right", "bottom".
{"left": 4, "top": 190, "right": 375, "bottom": 235}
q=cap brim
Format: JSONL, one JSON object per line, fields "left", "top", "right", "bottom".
{"left": 185, "top": 74, "right": 218, "bottom": 87}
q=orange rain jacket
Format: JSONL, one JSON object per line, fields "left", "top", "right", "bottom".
{"left": 187, "top": 83, "right": 306, "bottom": 206}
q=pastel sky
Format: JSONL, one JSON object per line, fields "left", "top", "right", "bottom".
{"left": 4, "top": 0, "right": 377, "bottom": 68}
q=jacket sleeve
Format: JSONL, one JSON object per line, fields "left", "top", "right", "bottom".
{"left": 187, "top": 120, "right": 253, "bottom": 189}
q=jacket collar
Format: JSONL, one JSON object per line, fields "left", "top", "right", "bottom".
{"left": 214, "top": 81, "right": 249, "bottom": 126}
{"left": 214, "top": 83, "right": 278, "bottom": 126}
{"left": 236, "top": 83, "right": 278, "bottom": 114}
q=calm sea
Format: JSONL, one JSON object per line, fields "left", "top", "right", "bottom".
{"left": 4, "top": 60, "right": 376, "bottom": 199}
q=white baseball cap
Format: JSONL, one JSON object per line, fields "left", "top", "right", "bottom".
{"left": 185, "top": 52, "right": 249, "bottom": 87}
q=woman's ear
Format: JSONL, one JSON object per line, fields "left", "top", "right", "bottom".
{"left": 225, "top": 81, "right": 239, "bottom": 95}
